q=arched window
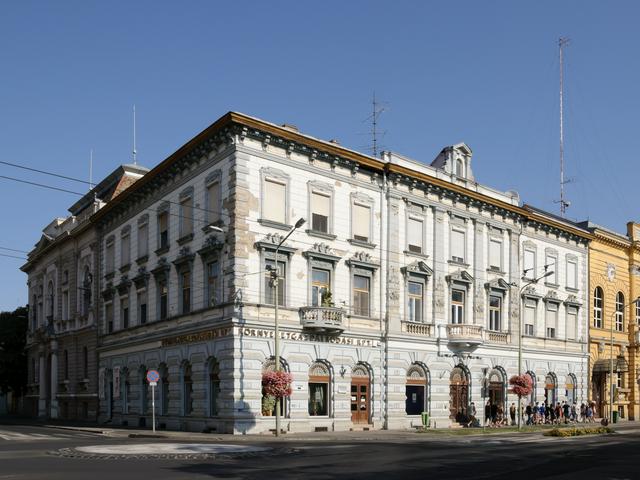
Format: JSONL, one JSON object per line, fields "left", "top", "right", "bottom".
{"left": 181, "top": 361, "right": 193, "bottom": 416}
{"left": 262, "top": 357, "right": 289, "bottom": 418}
{"left": 566, "top": 373, "right": 577, "bottom": 405}
{"left": 544, "top": 373, "right": 557, "bottom": 406}
{"left": 455, "top": 158, "right": 464, "bottom": 177}
{"left": 308, "top": 362, "right": 331, "bottom": 416}
{"left": 159, "top": 364, "right": 169, "bottom": 416}
{"left": 615, "top": 292, "right": 625, "bottom": 332}
{"left": 593, "top": 287, "right": 603, "bottom": 328}
{"left": 405, "top": 364, "right": 428, "bottom": 416}
{"left": 525, "top": 371, "right": 536, "bottom": 406}
{"left": 488, "top": 368, "right": 506, "bottom": 411}
{"left": 208, "top": 358, "right": 220, "bottom": 417}
{"left": 139, "top": 365, "right": 148, "bottom": 415}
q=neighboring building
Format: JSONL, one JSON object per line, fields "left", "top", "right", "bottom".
{"left": 578, "top": 221, "right": 640, "bottom": 421}
{"left": 92, "top": 112, "right": 591, "bottom": 433}
{"left": 21, "top": 165, "right": 148, "bottom": 420}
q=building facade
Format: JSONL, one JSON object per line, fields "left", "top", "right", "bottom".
{"left": 93, "top": 112, "right": 591, "bottom": 433}
{"left": 579, "top": 221, "right": 640, "bottom": 420}
{"left": 22, "top": 165, "right": 147, "bottom": 420}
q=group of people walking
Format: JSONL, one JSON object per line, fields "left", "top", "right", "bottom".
{"left": 524, "top": 401, "right": 596, "bottom": 425}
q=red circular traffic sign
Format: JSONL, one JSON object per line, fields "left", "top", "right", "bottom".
{"left": 146, "top": 370, "right": 160, "bottom": 383}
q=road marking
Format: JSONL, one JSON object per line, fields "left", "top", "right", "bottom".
{"left": 75, "top": 443, "right": 271, "bottom": 455}
{"left": 0, "top": 429, "right": 95, "bottom": 442}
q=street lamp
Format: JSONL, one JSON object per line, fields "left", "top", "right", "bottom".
{"left": 516, "top": 269, "right": 554, "bottom": 430}
{"left": 269, "top": 217, "right": 305, "bottom": 437}
{"left": 608, "top": 296, "right": 640, "bottom": 424}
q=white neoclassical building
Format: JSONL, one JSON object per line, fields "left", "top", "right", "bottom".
{"left": 93, "top": 112, "right": 591, "bottom": 433}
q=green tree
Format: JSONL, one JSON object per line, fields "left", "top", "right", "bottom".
{"left": 0, "top": 306, "right": 28, "bottom": 395}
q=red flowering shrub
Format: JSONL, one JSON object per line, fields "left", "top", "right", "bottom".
{"left": 262, "top": 371, "right": 293, "bottom": 398}
{"left": 509, "top": 374, "right": 533, "bottom": 398}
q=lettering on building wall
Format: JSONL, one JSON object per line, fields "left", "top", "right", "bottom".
{"left": 161, "top": 327, "right": 233, "bottom": 347}
{"left": 237, "top": 327, "right": 380, "bottom": 347}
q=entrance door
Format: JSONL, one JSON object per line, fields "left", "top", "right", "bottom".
{"left": 351, "top": 365, "right": 370, "bottom": 424}
{"left": 592, "top": 373, "right": 605, "bottom": 417}
{"left": 450, "top": 367, "right": 469, "bottom": 422}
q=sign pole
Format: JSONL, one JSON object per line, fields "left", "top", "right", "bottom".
{"left": 152, "top": 383, "right": 156, "bottom": 434}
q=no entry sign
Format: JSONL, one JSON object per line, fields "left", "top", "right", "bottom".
{"left": 147, "top": 370, "right": 160, "bottom": 383}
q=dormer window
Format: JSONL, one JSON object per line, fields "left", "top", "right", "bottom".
{"left": 455, "top": 158, "right": 464, "bottom": 177}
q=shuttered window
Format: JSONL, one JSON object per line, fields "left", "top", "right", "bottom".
{"left": 264, "top": 179, "right": 286, "bottom": 224}
{"left": 566, "top": 306, "right": 577, "bottom": 340}
{"left": 567, "top": 260, "right": 577, "bottom": 289}
{"left": 180, "top": 196, "right": 193, "bottom": 237}
{"left": 489, "top": 239, "right": 501, "bottom": 270}
{"left": 450, "top": 229, "right": 465, "bottom": 263}
{"left": 523, "top": 250, "right": 535, "bottom": 277}
{"left": 545, "top": 253, "right": 558, "bottom": 284}
{"left": 353, "top": 203, "right": 370, "bottom": 242}
{"left": 407, "top": 218, "right": 423, "bottom": 253}
{"left": 311, "top": 191, "right": 331, "bottom": 233}
{"left": 524, "top": 299, "right": 536, "bottom": 336}
{"left": 207, "top": 182, "right": 221, "bottom": 224}
{"left": 545, "top": 302, "right": 558, "bottom": 338}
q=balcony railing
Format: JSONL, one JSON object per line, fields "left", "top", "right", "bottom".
{"left": 485, "top": 331, "right": 509, "bottom": 344}
{"left": 446, "top": 324, "right": 484, "bottom": 352}
{"left": 402, "top": 322, "right": 433, "bottom": 336}
{"left": 299, "top": 306, "right": 345, "bottom": 334}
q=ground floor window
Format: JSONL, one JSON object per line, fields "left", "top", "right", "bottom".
{"left": 308, "top": 362, "right": 330, "bottom": 416}
{"left": 405, "top": 364, "right": 428, "bottom": 415}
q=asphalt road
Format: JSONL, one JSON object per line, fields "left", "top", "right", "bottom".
{"left": 0, "top": 423, "right": 638, "bottom": 479}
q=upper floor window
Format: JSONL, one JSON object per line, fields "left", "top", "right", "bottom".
{"left": 105, "top": 237, "right": 115, "bottom": 274}
{"left": 407, "top": 281, "right": 424, "bottom": 323}
{"left": 158, "top": 278, "right": 168, "bottom": 320}
{"left": 120, "top": 296, "right": 129, "bottom": 329}
{"left": 524, "top": 298, "right": 536, "bottom": 336}
{"left": 566, "top": 305, "right": 578, "bottom": 341}
{"left": 566, "top": 258, "right": 577, "bottom": 290}
{"left": 264, "top": 178, "right": 287, "bottom": 224}
{"left": 121, "top": 228, "right": 131, "bottom": 267}
{"left": 206, "top": 260, "right": 220, "bottom": 307}
{"left": 158, "top": 210, "right": 169, "bottom": 250}
{"left": 137, "top": 216, "right": 149, "bottom": 259}
{"left": 450, "top": 289, "right": 465, "bottom": 324}
{"left": 46, "top": 281, "right": 54, "bottom": 318}
{"left": 523, "top": 249, "right": 536, "bottom": 279}
{"left": 179, "top": 190, "right": 194, "bottom": 238}
{"left": 206, "top": 176, "right": 221, "bottom": 225}
{"left": 138, "top": 289, "right": 148, "bottom": 325}
{"left": 311, "top": 267, "right": 331, "bottom": 307}
{"left": 352, "top": 203, "right": 371, "bottom": 243}
{"left": 488, "top": 294, "right": 501, "bottom": 331}
{"left": 264, "top": 259, "right": 286, "bottom": 306}
{"left": 544, "top": 251, "right": 558, "bottom": 284}
{"left": 488, "top": 238, "right": 502, "bottom": 271}
{"left": 352, "top": 274, "right": 371, "bottom": 317}
{"left": 180, "top": 270, "right": 191, "bottom": 314}
{"left": 455, "top": 158, "right": 464, "bottom": 177}
{"left": 545, "top": 302, "right": 558, "bottom": 338}
{"left": 450, "top": 228, "right": 465, "bottom": 264}
{"left": 615, "top": 291, "right": 624, "bottom": 332}
{"left": 310, "top": 191, "right": 331, "bottom": 234}
{"left": 105, "top": 302, "right": 114, "bottom": 333}
{"left": 636, "top": 300, "right": 640, "bottom": 326}
{"left": 407, "top": 217, "right": 424, "bottom": 254}
{"left": 593, "top": 287, "right": 603, "bottom": 328}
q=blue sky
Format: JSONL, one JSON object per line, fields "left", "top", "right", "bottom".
{"left": 0, "top": 1, "right": 638, "bottom": 310}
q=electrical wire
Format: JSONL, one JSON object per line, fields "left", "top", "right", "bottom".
{"left": 0, "top": 175, "right": 86, "bottom": 196}
{"left": 0, "top": 252, "right": 27, "bottom": 260}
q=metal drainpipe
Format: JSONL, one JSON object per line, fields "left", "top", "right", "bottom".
{"left": 380, "top": 169, "right": 388, "bottom": 429}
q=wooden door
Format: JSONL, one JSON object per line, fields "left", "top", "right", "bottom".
{"left": 351, "top": 378, "right": 370, "bottom": 424}
{"left": 449, "top": 367, "right": 468, "bottom": 422}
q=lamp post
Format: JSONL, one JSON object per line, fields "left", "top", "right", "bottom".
{"left": 609, "top": 296, "right": 640, "bottom": 424}
{"left": 270, "top": 217, "right": 305, "bottom": 437}
{"left": 515, "top": 270, "right": 554, "bottom": 430}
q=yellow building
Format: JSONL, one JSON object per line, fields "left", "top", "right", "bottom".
{"left": 581, "top": 221, "right": 640, "bottom": 421}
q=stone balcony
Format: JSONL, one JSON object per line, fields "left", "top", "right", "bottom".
{"left": 299, "top": 306, "right": 345, "bottom": 334}
{"left": 446, "top": 324, "right": 484, "bottom": 353}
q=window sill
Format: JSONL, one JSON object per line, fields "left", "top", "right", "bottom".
{"left": 448, "top": 259, "right": 470, "bottom": 268}
{"left": 348, "top": 238, "right": 377, "bottom": 249}
{"left": 201, "top": 220, "right": 224, "bottom": 233}
{"left": 486, "top": 268, "right": 505, "bottom": 275}
{"left": 155, "top": 245, "right": 170, "bottom": 256}
{"left": 544, "top": 282, "right": 559, "bottom": 288}
{"left": 177, "top": 233, "right": 194, "bottom": 245}
{"left": 136, "top": 255, "right": 149, "bottom": 265}
{"left": 565, "top": 287, "right": 579, "bottom": 293}
{"left": 306, "top": 229, "right": 337, "bottom": 240}
{"left": 258, "top": 218, "right": 292, "bottom": 231}
{"left": 119, "top": 264, "right": 131, "bottom": 274}
{"left": 404, "top": 250, "right": 429, "bottom": 259}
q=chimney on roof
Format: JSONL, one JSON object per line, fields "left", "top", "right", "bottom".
{"left": 329, "top": 139, "right": 340, "bottom": 145}
{"left": 281, "top": 124, "right": 299, "bottom": 132}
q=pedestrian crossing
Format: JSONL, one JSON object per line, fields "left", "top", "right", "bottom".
{"left": 0, "top": 429, "right": 96, "bottom": 442}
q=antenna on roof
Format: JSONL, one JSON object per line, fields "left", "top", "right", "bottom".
{"left": 132, "top": 104, "right": 137, "bottom": 165}
{"left": 367, "top": 92, "right": 387, "bottom": 158}
{"left": 89, "top": 149, "right": 94, "bottom": 191}
{"left": 556, "top": 37, "right": 571, "bottom": 217}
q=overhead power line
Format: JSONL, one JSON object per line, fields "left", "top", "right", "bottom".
{"left": 0, "top": 246, "right": 30, "bottom": 254}
{"left": 0, "top": 253, "right": 27, "bottom": 260}
{"left": 0, "top": 160, "right": 89, "bottom": 185}
{"left": 0, "top": 175, "right": 85, "bottom": 196}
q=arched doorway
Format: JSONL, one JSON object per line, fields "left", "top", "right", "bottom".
{"left": 566, "top": 374, "right": 576, "bottom": 405}
{"left": 488, "top": 368, "right": 505, "bottom": 412}
{"left": 544, "top": 373, "right": 557, "bottom": 406}
{"left": 405, "top": 364, "right": 428, "bottom": 416}
{"left": 262, "top": 357, "right": 289, "bottom": 418}
{"left": 449, "top": 366, "right": 469, "bottom": 423}
{"left": 525, "top": 371, "right": 536, "bottom": 406}
{"left": 351, "top": 364, "right": 370, "bottom": 424}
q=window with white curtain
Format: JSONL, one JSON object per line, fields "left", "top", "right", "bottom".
{"left": 450, "top": 229, "right": 465, "bottom": 263}
{"left": 545, "top": 302, "right": 558, "bottom": 338}
{"left": 264, "top": 179, "right": 286, "bottom": 224}
{"left": 407, "top": 217, "right": 423, "bottom": 253}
